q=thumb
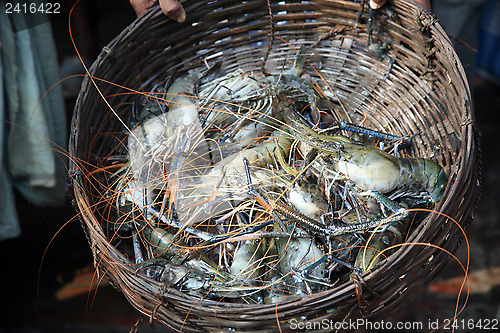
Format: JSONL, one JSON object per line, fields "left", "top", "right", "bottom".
{"left": 159, "top": 0, "right": 186, "bottom": 22}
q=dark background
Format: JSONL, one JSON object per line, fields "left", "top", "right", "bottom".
{"left": 1, "top": 1, "right": 499, "bottom": 332}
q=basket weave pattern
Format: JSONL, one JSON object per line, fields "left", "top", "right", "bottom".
{"left": 69, "top": 0, "right": 480, "bottom": 331}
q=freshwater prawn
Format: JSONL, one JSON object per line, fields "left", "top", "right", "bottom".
{"left": 289, "top": 118, "right": 448, "bottom": 204}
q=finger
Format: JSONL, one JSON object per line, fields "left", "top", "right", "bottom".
{"left": 369, "top": 0, "right": 386, "bottom": 10}
{"left": 159, "top": 0, "right": 186, "bottom": 22}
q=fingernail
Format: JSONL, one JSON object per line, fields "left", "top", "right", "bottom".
{"left": 176, "top": 7, "right": 186, "bottom": 22}
{"left": 369, "top": 0, "right": 383, "bottom": 10}
{"left": 169, "top": 5, "right": 186, "bottom": 23}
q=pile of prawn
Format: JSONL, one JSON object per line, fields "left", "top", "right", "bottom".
{"left": 104, "top": 48, "right": 447, "bottom": 304}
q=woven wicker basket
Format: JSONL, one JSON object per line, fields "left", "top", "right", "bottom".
{"left": 69, "top": 0, "right": 480, "bottom": 331}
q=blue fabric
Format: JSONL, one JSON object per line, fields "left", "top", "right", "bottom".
{"left": 0, "top": 8, "right": 22, "bottom": 241}
{"left": 0, "top": 7, "right": 67, "bottom": 240}
{"left": 477, "top": 0, "right": 500, "bottom": 81}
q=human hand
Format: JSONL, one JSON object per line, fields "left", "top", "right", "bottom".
{"left": 369, "top": 0, "right": 431, "bottom": 11}
{"left": 130, "top": 0, "right": 186, "bottom": 22}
